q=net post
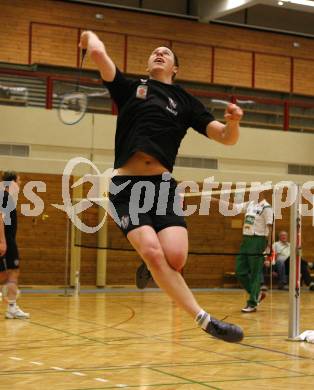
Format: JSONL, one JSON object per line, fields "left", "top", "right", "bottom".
{"left": 96, "top": 175, "right": 109, "bottom": 287}
{"left": 70, "top": 176, "right": 83, "bottom": 295}
{"left": 72, "top": 223, "right": 81, "bottom": 297}
{"left": 96, "top": 208, "right": 108, "bottom": 287}
{"left": 270, "top": 186, "right": 276, "bottom": 294}
{"left": 288, "top": 184, "right": 301, "bottom": 340}
{"left": 60, "top": 215, "right": 73, "bottom": 297}
{"left": 74, "top": 269, "right": 80, "bottom": 297}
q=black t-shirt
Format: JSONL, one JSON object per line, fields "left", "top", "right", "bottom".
{"left": 104, "top": 67, "right": 215, "bottom": 172}
{"left": 1, "top": 190, "right": 17, "bottom": 240}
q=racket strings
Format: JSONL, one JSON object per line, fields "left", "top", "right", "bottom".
{"left": 58, "top": 49, "right": 88, "bottom": 125}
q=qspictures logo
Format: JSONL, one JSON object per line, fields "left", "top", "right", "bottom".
{"left": 1, "top": 157, "right": 314, "bottom": 233}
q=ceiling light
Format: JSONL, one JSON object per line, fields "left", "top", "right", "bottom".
{"left": 95, "top": 13, "right": 104, "bottom": 20}
{"left": 280, "top": 0, "right": 314, "bottom": 7}
{"left": 278, "top": 1, "right": 284, "bottom": 5}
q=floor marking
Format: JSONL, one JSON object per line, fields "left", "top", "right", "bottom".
{"left": 51, "top": 366, "right": 65, "bottom": 371}
{"left": 30, "top": 361, "right": 43, "bottom": 365}
{"left": 95, "top": 378, "right": 109, "bottom": 382}
{"left": 116, "top": 385, "right": 128, "bottom": 388}
{"left": 9, "top": 357, "right": 23, "bottom": 361}
{"left": 72, "top": 371, "right": 86, "bottom": 376}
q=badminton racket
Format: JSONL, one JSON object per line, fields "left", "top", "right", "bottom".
{"left": 58, "top": 49, "right": 88, "bottom": 125}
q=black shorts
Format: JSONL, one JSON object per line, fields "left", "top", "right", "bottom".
{"left": 109, "top": 174, "right": 187, "bottom": 236}
{"left": 0, "top": 238, "right": 20, "bottom": 272}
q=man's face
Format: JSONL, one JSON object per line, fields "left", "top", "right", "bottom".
{"left": 258, "top": 190, "right": 268, "bottom": 201}
{"left": 279, "top": 232, "right": 288, "bottom": 242}
{"left": 249, "top": 189, "right": 267, "bottom": 203}
{"left": 9, "top": 176, "right": 20, "bottom": 194}
{"left": 147, "top": 47, "right": 177, "bottom": 80}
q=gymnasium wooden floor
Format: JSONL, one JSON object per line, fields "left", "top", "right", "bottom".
{"left": 0, "top": 288, "right": 314, "bottom": 390}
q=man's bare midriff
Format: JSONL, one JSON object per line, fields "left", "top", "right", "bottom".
{"left": 116, "top": 151, "right": 168, "bottom": 176}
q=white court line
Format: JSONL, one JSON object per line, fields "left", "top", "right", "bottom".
{"left": 95, "top": 378, "right": 109, "bottom": 383}
{"left": 30, "top": 361, "right": 43, "bottom": 365}
{"left": 9, "top": 357, "right": 23, "bottom": 361}
{"left": 116, "top": 385, "right": 128, "bottom": 388}
{"left": 72, "top": 372, "right": 86, "bottom": 376}
{"left": 51, "top": 366, "right": 65, "bottom": 371}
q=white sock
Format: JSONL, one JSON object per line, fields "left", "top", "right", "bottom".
{"left": 195, "top": 309, "right": 211, "bottom": 330}
{"left": 8, "top": 300, "right": 17, "bottom": 312}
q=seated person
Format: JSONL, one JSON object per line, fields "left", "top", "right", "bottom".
{"left": 273, "top": 230, "right": 314, "bottom": 291}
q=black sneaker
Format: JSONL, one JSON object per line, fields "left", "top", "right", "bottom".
{"left": 203, "top": 316, "right": 244, "bottom": 343}
{"left": 135, "top": 262, "right": 152, "bottom": 289}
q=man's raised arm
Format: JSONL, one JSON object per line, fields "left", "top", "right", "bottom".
{"left": 206, "top": 103, "right": 242, "bottom": 145}
{"left": 79, "top": 31, "right": 116, "bottom": 82}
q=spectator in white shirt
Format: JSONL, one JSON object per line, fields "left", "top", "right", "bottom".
{"left": 235, "top": 193, "right": 273, "bottom": 313}
{"left": 273, "top": 230, "right": 314, "bottom": 291}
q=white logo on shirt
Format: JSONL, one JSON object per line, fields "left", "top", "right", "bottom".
{"left": 166, "top": 97, "right": 178, "bottom": 116}
{"left": 168, "top": 97, "right": 177, "bottom": 109}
